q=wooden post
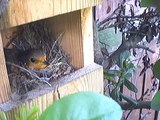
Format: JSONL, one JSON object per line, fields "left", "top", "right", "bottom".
{"left": 81, "top": 8, "right": 94, "bottom": 66}
{"left": 0, "top": 33, "right": 11, "bottom": 103}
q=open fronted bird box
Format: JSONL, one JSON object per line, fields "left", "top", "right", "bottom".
{"left": 0, "top": 0, "right": 103, "bottom": 118}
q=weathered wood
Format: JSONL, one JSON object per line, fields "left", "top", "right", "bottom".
{"left": 0, "top": 63, "right": 103, "bottom": 119}
{"left": 0, "top": 33, "right": 11, "bottom": 103}
{"left": 47, "top": 8, "right": 93, "bottom": 69}
{"left": 0, "top": 0, "right": 102, "bottom": 30}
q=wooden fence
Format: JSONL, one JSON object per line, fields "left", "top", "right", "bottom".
{"left": 96, "top": 0, "right": 160, "bottom": 119}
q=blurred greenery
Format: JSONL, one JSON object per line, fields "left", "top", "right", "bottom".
{"left": 141, "top": 0, "right": 160, "bottom": 8}
{"left": 0, "top": 105, "right": 39, "bottom": 120}
{"left": 104, "top": 52, "right": 137, "bottom": 103}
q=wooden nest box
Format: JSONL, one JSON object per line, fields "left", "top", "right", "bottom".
{"left": 0, "top": 0, "right": 103, "bottom": 118}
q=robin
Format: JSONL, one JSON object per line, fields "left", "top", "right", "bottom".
{"left": 4, "top": 48, "right": 49, "bottom": 70}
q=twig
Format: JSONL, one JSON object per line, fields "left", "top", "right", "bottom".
{"left": 6, "top": 62, "right": 51, "bottom": 86}
{"left": 48, "top": 32, "right": 64, "bottom": 59}
{"left": 135, "top": 45, "right": 155, "bottom": 54}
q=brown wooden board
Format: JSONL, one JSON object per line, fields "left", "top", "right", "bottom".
{"left": 0, "top": 0, "right": 102, "bottom": 30}
{"left": 0, "top": 33, "right": 11, "bottom": 103}
{"left": 0, "top": 63, "right": 103, "bottom": 119}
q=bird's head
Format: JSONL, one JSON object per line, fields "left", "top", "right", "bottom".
{"left": 19, "top": 49, "right": 49, "bottom": 70}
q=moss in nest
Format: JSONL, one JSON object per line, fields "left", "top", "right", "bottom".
{"left": 5, "top": 20, "right": 75, "bottom": 98}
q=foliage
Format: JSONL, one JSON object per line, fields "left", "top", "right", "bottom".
{"left": 152, "top": 61, "right": 160, "bottom": 111}
{"left": 151, "top": 91, "right": 160, "bottom": 111}
{"left": 38, "top": 92, "right": 122, "bottom": 120}
{"left": 0, "top": 112, "right": 7, "bottom": 120}
{"left": 0, "top": 105, "right": 39, "bottom": 120}
{"left": 153, "top": 60, "right": 160, "bottom": 80}
{"left": 141, "top": 0, "right": 160, "bottom": 8}
{"left": 104, "top": 51, "right": 137, "bottom": 104}
{"left": 0, "top": 92, "right": 122, "bottom": 120}
{"left": 97, "top": 0, "right": 160, "bottom": 115}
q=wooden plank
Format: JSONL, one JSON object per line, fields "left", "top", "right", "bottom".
{"left": 0, "top": 63, "right": 103, "bottom": 119}
{"left": 0, "top": 0, "right": 102, "bottom": 30}
{"left": 47, "top": 8, "right": 93, "bottom": 69}
{"left": 140, "top": 40, "right": 159, "bottom": 120}
{"left": 81, "top": 8, "right": 94, "bottom": 66}
{"left": 0, "top": 33, "right": 11, "bottom": 103}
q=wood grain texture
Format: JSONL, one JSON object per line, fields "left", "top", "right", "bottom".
{"left": 0, "top": 0, "right": 102, "bottom": 30}
{"left": 47, "top": 10, "right": 83, "bottom": 69}
{"left": 0, "top": 63, "right": 103, "bottom": 119}
{"left": 47, "top": 8, "right": 93, "bottom": 69}
{"left": 0, "top": 33, "right": 11, "bottom": 103}
{"left": 81, "top": 8, "right": 94, "bottom": 66}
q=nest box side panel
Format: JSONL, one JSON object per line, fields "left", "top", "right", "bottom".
{"left": 0, "top": 0, "right": 102, "bottom": 30}
{"left": 0, "top": 33, "right": 11, "bottom": 103}
{"left": 46, "top": 8, "right": 94, "bottom": 69}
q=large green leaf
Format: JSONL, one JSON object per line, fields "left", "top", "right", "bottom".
{"left": 38, "top": 92, "right": 122, "bottom": 120}
{"left": 153, "top": 60, "right": 160, "bottom": 80}
{"left": 124, "top": 80, "right": 138, "bottom": 93}
{"left": 151, "top": 91, "right": 160, "bottom": 111}
{"left": 99, "top": 28, "right": 122, "bottom": 53}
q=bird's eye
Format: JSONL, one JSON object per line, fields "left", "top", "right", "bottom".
{"left": 30, "top": 58, "right": 36, "bottom": 63}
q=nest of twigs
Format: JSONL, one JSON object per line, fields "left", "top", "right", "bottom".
{"left": 6, "top": 21, "right": 75, "bottom": 97}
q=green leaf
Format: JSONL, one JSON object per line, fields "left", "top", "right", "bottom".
{"left": 104, "top": 70, "right": 120, "bottom": 77}
{"left": 110, "top": 88, "right": 120, "bottom": 101}
{"left": 141, "top": 0, "right": 155, "bottom": 7}
{"left": 19, "top": 105, "right": 27, "bottom": 120}
{"left": 120, "top": 92, "right": 138, "bottom": 105}
{"left": 151, "top": 91, "right": 160, "bottom": 111}
{"left": 14, "top": 105, "right": 39, "bottom": 120}
{"left": 15, "top": 116, "right": 21, "bottom": 120}
{"left": 117, "top": 51, "right": 130, "bottom": 68}
{"left": 27, "top": 105, "right": 39, "bottom": 120}
{"left": 104, "top": 70, "right": 120, "bottom": 83}
{"left": 153, "top": 60, "right": 160, "bottom": 80}
{"left": 124, "top": 80, "right": 138, "bottom": 93}
{"left": 140, "top": 0, "right": 160, "bottom": 7}
{"left": 38, "top": 92, "right": 122, "bottom": 120}
{"left": 0, "top": 112, "right": 8, "bottom": 120}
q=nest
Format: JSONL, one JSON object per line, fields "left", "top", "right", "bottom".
{"left": 5, "top": 21, "right": 75, "bottom": 98}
